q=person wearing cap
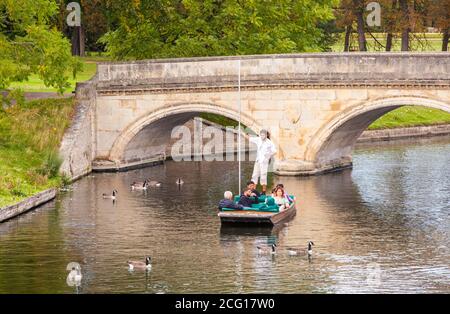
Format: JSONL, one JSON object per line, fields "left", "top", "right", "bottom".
{"left": 249, "top": 129, "right": 277, "bottom": 195}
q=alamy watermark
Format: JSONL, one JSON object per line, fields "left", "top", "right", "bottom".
{"left": 66, "top": 2, "right": 81, "bottom": 27}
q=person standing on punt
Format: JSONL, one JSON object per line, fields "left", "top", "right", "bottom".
{"left": 249, "top": 129, "right": 277, "bottom": 195}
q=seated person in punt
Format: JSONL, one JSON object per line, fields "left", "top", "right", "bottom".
{"left": 218, "top": 191, "right": 244, "bottom": 211}
{"left": 274, "top": 183, "right": 294, "bottom": 203}
{"left": 246, "top": 180, "right": 261, "bottom": 198}
{"left": 271, "top": 187, "right": 291, "bottom": 211}
{"left": 238, "top": 188, "right": 259, "bottom": 208}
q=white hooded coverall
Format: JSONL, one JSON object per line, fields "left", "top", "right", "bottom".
{"left": 250, "top": 136, "right": 277, "bottom": 186}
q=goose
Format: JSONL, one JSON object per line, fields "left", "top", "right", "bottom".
{"left": 176, "top": 178, "right": 184, "bottom": 185}
{"left": 102, "top": 190, "right": 118, "bottom": 200}
{"left": 257, "top": 244, "right": 277, "bottom": 255}
{"left": 127, "top": 257, "right": 152, "bottom": 271}
{"left": 286, "top": 241, "right": 315, "bottom": 257}
{"left": 307, "top": 241, "right": 315, "bottom": 256}
{"left": 131, "top": 180, "right": 149, "bottom": 190}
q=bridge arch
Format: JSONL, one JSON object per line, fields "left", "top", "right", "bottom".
{"left": 305, "top": 96, "right": 450, "bottom": 168}
{"left": 109, "top": 102, "right": 262, "bottom": 163}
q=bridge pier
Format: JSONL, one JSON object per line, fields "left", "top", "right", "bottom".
{"left": 273, "top": 157, "right": 353, "bottom": 176}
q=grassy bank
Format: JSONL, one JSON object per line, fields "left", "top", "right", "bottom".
{"left": 369, "top": 106, "right": 450, "bottom": 130}
{"left": 332, "top": 32, "right": 445, "bottom": 52}
{"left": 0, "top": 98, "right": 76, "bottom": 207}
{"left": 9, "top": 56, "right": 106, "bottom": 93}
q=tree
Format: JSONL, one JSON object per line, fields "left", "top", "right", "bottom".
{"left": 429, "top": 0, "right": 450, "bottom": 51}
{"left": 55, "top": 0, "right": 109, "bottom": 54}
{"left": 335, "top": 0, "right": 367, "bottom": 51}
{"left": 99, "top": 0, "right": 338, "bottom": 60}
{"left": 0, "top": 0, "right": 81, "bottom": 94}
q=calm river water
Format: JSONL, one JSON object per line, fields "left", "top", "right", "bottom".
{"left": 0, "top": 137, "right": 449, "bottom": 293}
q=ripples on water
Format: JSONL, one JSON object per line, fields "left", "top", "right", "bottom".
{"left": 0, "top": 137, "right": 449, "bottom": 293}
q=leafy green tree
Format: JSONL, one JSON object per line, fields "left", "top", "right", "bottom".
{"left": 0, "top": 0, "right": 81, "bottom": 94}
{"left": 100, "top": 0, "right": 338, "bottom": 60}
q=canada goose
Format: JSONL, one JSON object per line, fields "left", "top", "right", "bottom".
{"left": 287, "top": 241, "right": 315, "bottom": 257}
{"left": 131, "top": 180, "right": 149, "bottom": 190}
{"left": 176, "top": 178, "right": 184, "bottom": 185}
{"left": 127, "top": 257, "right": 152, "bottom": 271}
{"left": 307, "top": 241, "right": 314, "bottom": 256}
{"left": 102, "top": 190, "right": 118, "bottom": 200}
{"left": 257, "top": 244, "right": 277, "bottom": 255}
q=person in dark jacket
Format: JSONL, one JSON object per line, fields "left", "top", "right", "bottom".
{"left": 247, "top": 180, "right": 261, "bottom": 198}
{"left": 238, "top": 188, "right": 258, "bottom": 208}
{"left": 218, "top": 191, "right": 244, "bottom": 210}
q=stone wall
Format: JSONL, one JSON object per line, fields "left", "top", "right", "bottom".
{"left": 59, "top": 80, "right": 97, "bottom": 180}
{"left": 358, "top": 124, "right": 450, "bottom": 142}
{"left": 0, "top": 189, "right": 56, "bottom": 223}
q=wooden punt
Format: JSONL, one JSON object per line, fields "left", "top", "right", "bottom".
{"left": 218, "top": 200, "right": 296, "bottom": 226}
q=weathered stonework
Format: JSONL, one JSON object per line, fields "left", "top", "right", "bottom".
{"left": 62, "top": 53, "right": 450, "bottom": 177}
{"left": 0, "top": 189, "right": 57, "bottom": 223}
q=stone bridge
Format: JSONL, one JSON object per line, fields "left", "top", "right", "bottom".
{"left": 60, "top": 52, "right": 450, "bottom": 180}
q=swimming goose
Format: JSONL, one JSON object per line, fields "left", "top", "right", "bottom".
{"left": 176, "top": 178, "right": 184, "bottom": 185}
{"left": 102, "top": 190, "right": 118, "bottom": 200}
{"left": 127, "top": 257, "right": 152, "bottom": 271}
{"left": 307, "top": 241, "right": 314, "bottom": 256}
{"left": 287, "top": 241, "right": 315, "bottom": 256}
{"left": 131, "top": 180, "right": 149, "bottom": 190}
{"left": 257, "top": 244, "right": 277, "bottom": 255}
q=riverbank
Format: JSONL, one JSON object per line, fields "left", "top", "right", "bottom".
{"left": 0, "top": 98, "right": 76, "bottom": 208}
{"left": 358, "top": 124, "right": 450, "bottom": 143}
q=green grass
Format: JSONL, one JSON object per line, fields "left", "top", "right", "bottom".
{"left": 332, "top": 32, "right": 446, "bottom": 52}
{"left": 0, "top": 98, "right": 76, "bottom": 207}
{"left": 369, "top": 106, "right": 450, "bottom": 130}
{"left": 9, "top": 56, "right": 107, "bottom": 93}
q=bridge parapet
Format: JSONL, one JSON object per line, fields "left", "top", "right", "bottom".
{"left": 95, "top": 53, "right": 450, "bottom": 95}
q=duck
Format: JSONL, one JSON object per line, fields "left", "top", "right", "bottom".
{"left": 257, "top": 244, "right": 277, "bottom": 255}
{"left": 127, "top": 257, "right": 152, "bottom": 271}
{"left": 102, "top": 190, "right": 118, "bottom": 200}
{"left": 131, "top": 180, "right": 149, "bottom": 190}
{"left": 176, "top": 178, "right": 184, "bottom": 185}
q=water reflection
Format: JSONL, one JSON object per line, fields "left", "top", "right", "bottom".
{"left": 0, "top": 137, "right": 449, "bottom": 293}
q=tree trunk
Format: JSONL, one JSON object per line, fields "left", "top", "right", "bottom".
{"left": 399, "top": 0, "right": 409, "bottom": 51}
{"left": 71, "top": 26, "right": 86, "bottom": 57}
{"left": 355, "top": 9, "right": 367, "bottom": 51}
{"left": 386, "top": 0, "right": 397, "bottom": 52}
{"left": 344, "top": 25, "right": 352, "bottom": 52}
{"left": 443, "top": 28, "right": 449, "bottom": 51}
{"left": 386, "top": 33, "right": 393, "bottom": 51}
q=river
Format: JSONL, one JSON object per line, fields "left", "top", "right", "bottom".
{"left": 0, "top": 136, "right": 449, "bottom": 293}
